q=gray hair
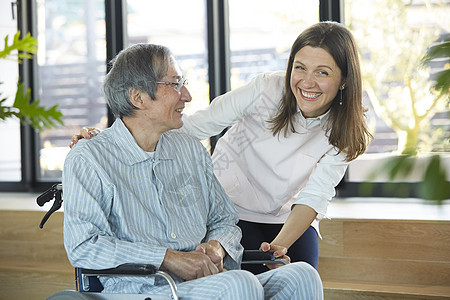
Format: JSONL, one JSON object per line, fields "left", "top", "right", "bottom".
{"left": 103, "top": 43, "right": 172, "bottom": 119}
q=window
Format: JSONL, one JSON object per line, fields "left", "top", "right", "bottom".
{"left": 126, "top": 0, "right": 209, "bottom": 121}
{"left": 341, "top": 0, "right": 450, "bottom": 196}
{"left": 229, "top": 0, "right": 320, "bottom": 88}
{"left": 36, "top": 0, "right": 107, "bottom": 180}
{"left": 125, "top": 0, "right": 211, "bottom": 149}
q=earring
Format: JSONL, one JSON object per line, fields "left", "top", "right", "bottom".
{"left": 339, "top": 84, "right": 345, "bottom": 105}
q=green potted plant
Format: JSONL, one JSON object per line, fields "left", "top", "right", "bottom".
{"left": 0, "top": 31, "right": 63, "bottom": 131}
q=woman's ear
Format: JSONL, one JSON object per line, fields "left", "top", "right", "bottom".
{"left": 129, "top": 87, "right": 145, "bottom": 108}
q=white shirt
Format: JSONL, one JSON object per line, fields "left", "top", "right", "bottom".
{"left": 181, "top": 71, "right": 348, "bottom": 229}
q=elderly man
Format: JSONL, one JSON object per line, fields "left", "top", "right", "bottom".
{"left": 63, "top": 43, "right": 323, "bottom": 299}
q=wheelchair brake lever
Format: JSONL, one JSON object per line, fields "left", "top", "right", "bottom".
{"left": 37, "top": 183, "right": 59, "bottom": 206}
{"left": 38, "top": 183, "right": 63, "bottom": 229}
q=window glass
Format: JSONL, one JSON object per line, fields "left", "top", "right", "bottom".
{"left": 36, "top": 0, "right": 107, "bottom": 180}
{"left": 345, "top": 0, "right": 450, "bottom": 182}
{"left": 0, "top": 2, "right": 21, "bottom": 181}
{"left": 229, "top": 0, "right": 320, "bottom": 88}
{"left": 127, "top": 0, "right": 208, "bottom": 120}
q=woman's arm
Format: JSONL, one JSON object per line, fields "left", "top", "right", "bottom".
{"left": 180, "top": 73, "right": 266, "bottom": 140}
{"left": 262, "top": 150, "right": 348, "bottom": 259}
{"left": 257, "top": 204, "right": 316, "bottom": 268}
{"left": 271, "top": 204, "right": 317, "bottom": 250}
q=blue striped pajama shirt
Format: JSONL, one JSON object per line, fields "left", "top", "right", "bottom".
{"left": 63, "top": 118, "right": 323, "bottom": 299}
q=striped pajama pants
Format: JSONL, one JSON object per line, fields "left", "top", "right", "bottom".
{"left": 144, "top": 261, "right": 324, "bottom": 299}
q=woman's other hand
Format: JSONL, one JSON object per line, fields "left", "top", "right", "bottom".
{"left": 260, "top": 241, "right": 291, "bottom": 269}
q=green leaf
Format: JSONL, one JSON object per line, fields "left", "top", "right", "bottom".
{"left": 421, "top": 40, "right": 450, "bottom": 63}
{"left": 0, "top": 97, "right": 17, "bottom": 121}
{"left": 12, "top": 81, "right": 64, "bottom": 131}
{"left": 0, "top": 31, "right": 38, "bottom": 62}
{"left": 421, "top": 38, "right": 450, "bottom": 97}
{"left": 1, "top": 32, "right": 64, "bottom": 132}
{"left": 433, "top": 69, "right": 450, "bottom": 96}
{"left": 419, "top": 155, "right": 450, "bottom": 202}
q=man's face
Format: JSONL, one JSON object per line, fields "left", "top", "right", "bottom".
{"left": 142, "top": 57, "right": 192, "bottom": 133}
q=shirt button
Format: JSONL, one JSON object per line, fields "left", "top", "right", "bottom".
{"left": 170, "top": 232, "right": 177, "bottom": 239}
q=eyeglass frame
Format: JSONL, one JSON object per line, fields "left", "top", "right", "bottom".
{"left": 154, "top": 77, "right": 188, "bottom": 92}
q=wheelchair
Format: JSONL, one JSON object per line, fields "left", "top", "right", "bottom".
{"left": 38, "top": 183, "right": 288, "bottom": 300}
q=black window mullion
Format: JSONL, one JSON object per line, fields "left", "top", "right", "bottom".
{"left": 18, "top": 0, "right": 40, "bottom": 191}
{"left": 105, "top": 0, "right": 127, "bottom": 127}
{"left": 319, "top": 0, "right": 344, "bottom": 23}
{"left": 207, "top": 0, "right": 230, "bottom": 152}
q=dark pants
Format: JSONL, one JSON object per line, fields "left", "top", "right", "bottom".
{"left": 238, "top": 220, "right": 319, "bottom": 274}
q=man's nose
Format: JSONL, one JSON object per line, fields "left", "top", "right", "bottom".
{"left": 180, "top": 86, "right": 192, "bottom": 102}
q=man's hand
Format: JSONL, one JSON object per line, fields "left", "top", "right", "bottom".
{"left": 161, "top": 248, "right": 221, "bottom": 281}
{"left": 195, "top": 240, "right": 225, "bottom": 273}
{"left": 260, "top": 241, "right": 291, "bottom": 270}
{"left": 70, "top": 127, "right": 101, "bottom": 148}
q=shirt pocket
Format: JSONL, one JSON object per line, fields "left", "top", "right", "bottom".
{"left": 163, "top": 176, "right": 208, "bottom": 227}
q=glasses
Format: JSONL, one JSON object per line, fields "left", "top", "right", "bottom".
{"left": 154, "top": 77, "right": 188, "bottom": 92}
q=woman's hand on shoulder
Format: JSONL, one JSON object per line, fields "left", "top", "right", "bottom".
{"left": 70, "top": 127, "right": 101, "bottom": 148}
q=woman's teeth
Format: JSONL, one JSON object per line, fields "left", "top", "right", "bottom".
{"left": 301, "top": 90, "right": 321, "bottom": 99}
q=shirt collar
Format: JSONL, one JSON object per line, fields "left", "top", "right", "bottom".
{"left": 111, "top": 118, "right": 174, "bottom": 165}
{"left": 295, "top": 106, "right": 330, "bottom": 129}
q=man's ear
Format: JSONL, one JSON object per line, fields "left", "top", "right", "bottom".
{"left": 129, "top": 87, "right": 145, "bottom": 108}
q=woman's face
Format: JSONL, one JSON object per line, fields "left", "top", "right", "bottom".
{"left": 290, "top": 46, "right": 343, "bottom": 118}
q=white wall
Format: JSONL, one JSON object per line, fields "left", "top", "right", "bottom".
{"left": 0, "top": 1, "right": 21, "bottom": 181}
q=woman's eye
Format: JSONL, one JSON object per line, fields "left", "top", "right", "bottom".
{"left": 317, "top": 71, "right": 329, "bottom": 76}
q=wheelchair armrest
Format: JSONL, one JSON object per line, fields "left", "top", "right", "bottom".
{"left": 79, "top": 264, "right": 178, "bottom": 299}
{"left": 80, "top": 250, "right": 287, "bottom": 277}
{"left": 81, "top": 263, "right": 157, "bottom": 277}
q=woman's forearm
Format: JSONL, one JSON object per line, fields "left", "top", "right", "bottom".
{"left": 271, "top": 204, "right": 317, "bottom": 249}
